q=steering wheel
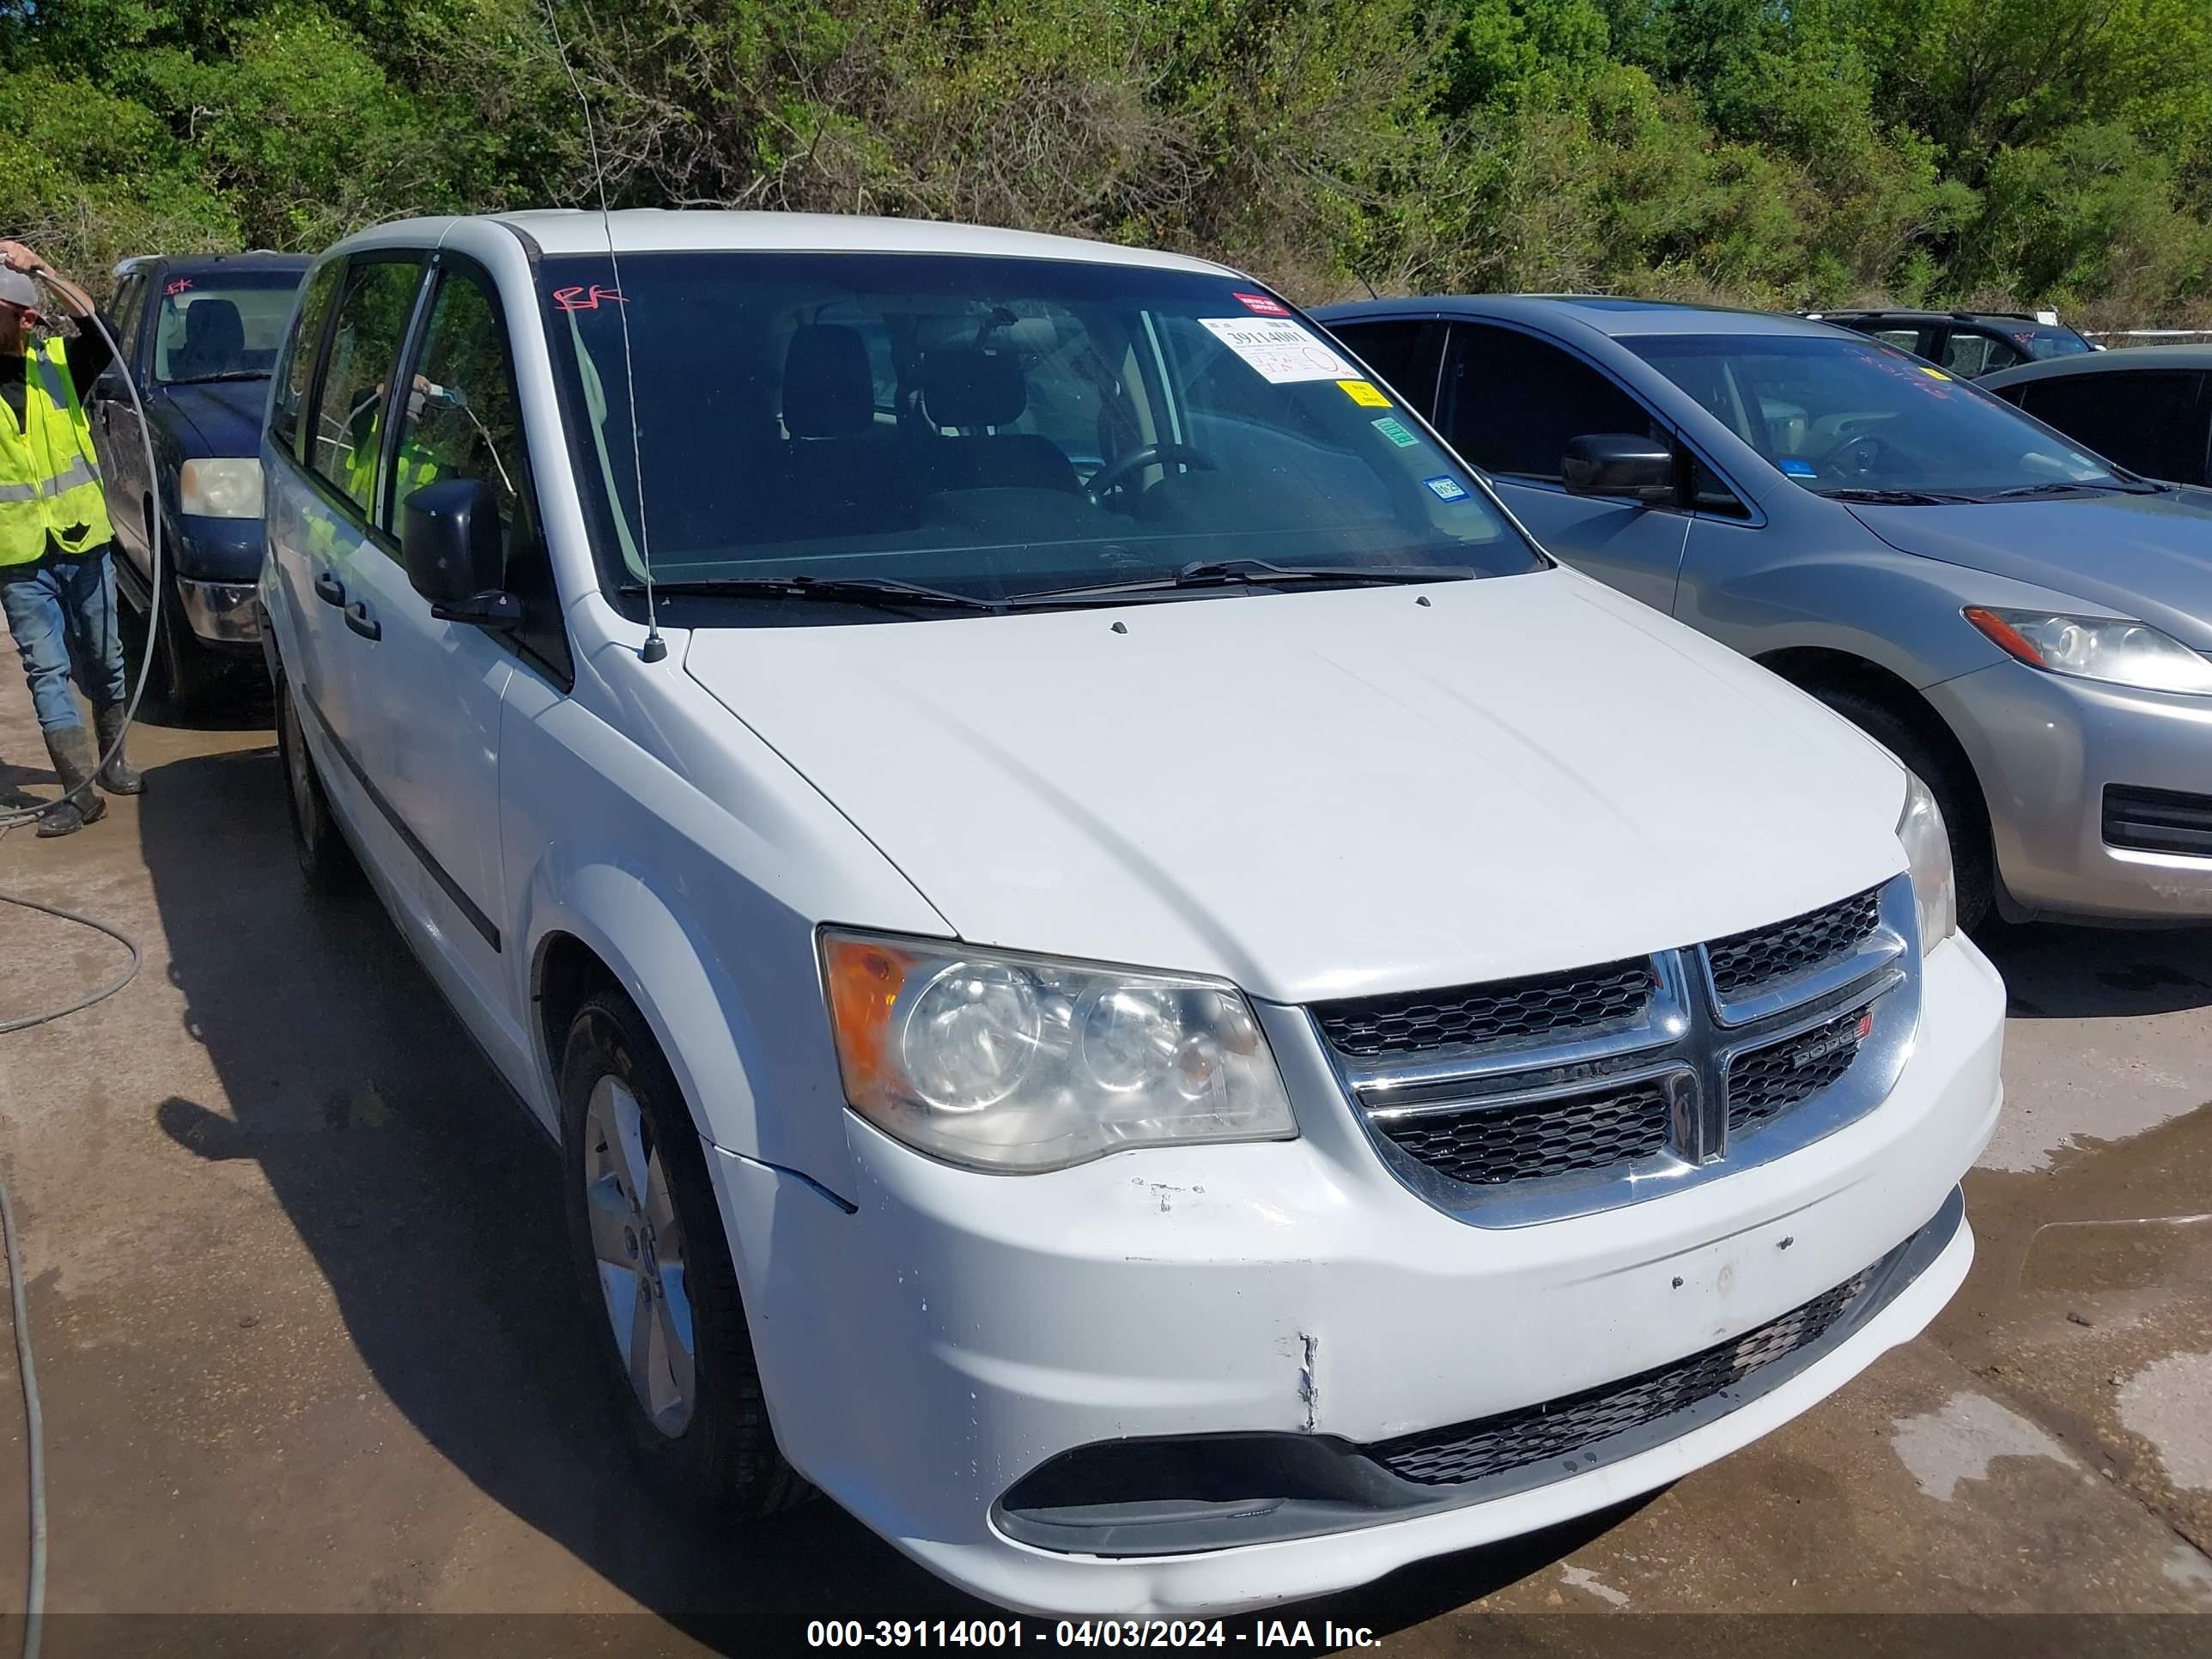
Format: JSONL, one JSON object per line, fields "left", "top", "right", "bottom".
{"left": 1812, "top": 429, "right": 1917, "bottom": 480}
{"left": 1086, "top": 442, "right": 1216, "bottom": 505}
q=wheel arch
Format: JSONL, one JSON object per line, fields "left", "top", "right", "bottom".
{"left": 522, "top": 862, "right": 851, "bottom": 1192}
{"left": 1756, "top": 645, "right": 1998, "bottom": 871}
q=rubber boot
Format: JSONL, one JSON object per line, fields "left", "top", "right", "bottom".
{"left": 35, "top": 725, "right": 108, "bottom": 839}
{"left": 93, "top": 703, "right": 143, "bottom": 796}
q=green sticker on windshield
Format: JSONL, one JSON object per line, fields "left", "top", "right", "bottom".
{"left": 1371, "top": 416, "right": 1419, "bottom": 448}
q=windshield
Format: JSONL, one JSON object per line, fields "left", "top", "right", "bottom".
{"left": 1626, "top": 333, "right": 2128, "bottom": 499}
{"left": 151, "top": 269, "right": 304, "bottom": 384}
{"left": 539, "top": 252, "right": 1540, "bottom": 614}
{"left": 2021, "top": 327, "right": 2094, "bottom": 362}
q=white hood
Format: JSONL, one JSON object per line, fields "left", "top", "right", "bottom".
{"left": 684, "top": 568, "right": 1908, "bottom": 1004}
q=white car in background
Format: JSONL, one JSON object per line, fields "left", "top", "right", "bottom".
{"left": 258, "top": 210, "right": 2004, "bottom": 1615}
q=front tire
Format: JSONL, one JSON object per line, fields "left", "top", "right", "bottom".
{"left": 559, "top": 987, "right": 804, "bottom": 1520}
{"left": 1812, "top": 687, "right": 1994, "bottom": 933}
{"left": 154, "top": 577, "right": 226, "bottom": 711}
{"left": 274, "top": 665, "right": 359, "bottom": 893}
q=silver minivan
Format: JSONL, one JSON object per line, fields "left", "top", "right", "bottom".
{"left": 1317, "top": 297, "right": 2212, "bottom": 930}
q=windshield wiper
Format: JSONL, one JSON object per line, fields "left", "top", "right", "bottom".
{"left": 619, "top": 575, "right": 1007, "bottom": 613}
{"left": 1022, "top": 558, "right": 1476, "bottom": 601}
{"left": 1816, "top": 486, "right": 1980, "bottom": 506}
{"left": 161, "top": 370, "right": 269, "bottom": 386}
{"left": 1987, "top": 480, "right": 2142, "bottom": 499}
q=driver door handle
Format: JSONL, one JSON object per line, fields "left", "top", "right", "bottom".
{"left": 343, "top": 600, "right": 380, "bottom": 642}
{"left": 313, "top": 571, "right": 344, "bottom": 607}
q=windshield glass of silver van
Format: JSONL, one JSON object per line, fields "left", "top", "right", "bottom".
{"left": 1628, "top": 333, "right": 2130, "bottom": 501}
{"left": 540, "top": 252, "right": 1541, "bottom": 610}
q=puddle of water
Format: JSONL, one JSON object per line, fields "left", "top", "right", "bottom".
{"left": 2116, "top": 1351, "right": 2212, "bottom": 1492}
{"left": 2019, "top": 1214, "right": 2212, "bottom": 1293}
{"left": 1890, "top": 1390, "right": 2081, "bottom": 1502}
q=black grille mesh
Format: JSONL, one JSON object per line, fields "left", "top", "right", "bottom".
{"left": 1314, "top": 962, "right": 1655, "bottom": 1060}
{"left": 1368, "top": 1268, "right": 1875, "bottom": 1486}
{"left": 1374, "top": 1081, "right": 1672, "bottom": 1186}
{"left": 1706, "top": 887, "right": 1881, "bottom": 1000}
{"left": 2103, "top": 784, "right": 2212, "bottom": 857}
{"left": 1727, "top": 1004, "right": 1871, "bottom": 1138}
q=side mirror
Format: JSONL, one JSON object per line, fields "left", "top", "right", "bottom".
{"left": 1562, "top": 434, "right": 1678, "bottom": 502}
{"left": 402, "top": 477, "right": 520, "bottom": 626}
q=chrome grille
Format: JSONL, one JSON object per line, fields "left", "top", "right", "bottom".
{"left": 1366, "top": 1267, "right": 1875, "bottom": 1486}
{"left": 1312, "top": 961, "right": 1654, "bottom": 1060}
{"left": 1727, "top": 1002, "right": 1874, "bottom": 1139}
{"left": 1372, "top": 1080, "right": 1671, "bottom": 1187}
{"left": 1322, "top": 876, "right": 1917, "bottom": 1225}
{"left": 1705, "top": 885, "right": 1882, "bottom": 1000}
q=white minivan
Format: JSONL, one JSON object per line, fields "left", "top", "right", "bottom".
{"left": 258, "top": 210, "right": 2005, "bottom": 1617}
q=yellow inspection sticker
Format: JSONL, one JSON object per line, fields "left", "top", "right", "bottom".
{"left": 1338, "top": 379, "right": 1392, "bottom": 407}
{"left": 1921, "top": 366, "right": 1953, "bottom": 380}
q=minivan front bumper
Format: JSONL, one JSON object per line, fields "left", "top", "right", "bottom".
{"left": 707, "top": 934, "right": 2002, "bottom": 1617}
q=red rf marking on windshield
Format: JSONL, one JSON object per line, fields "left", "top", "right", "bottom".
{"left": 165, "top": 278, "right": 192, "bottom": 296}
{"left": 552, "top": 284, "right": 627, "bottom": 312}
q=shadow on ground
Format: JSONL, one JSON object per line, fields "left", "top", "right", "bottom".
{"left": 1976, "top": 918, "right": 2212, "bottom": 1019}
{"left": 133, "top": 740, "right": 1620, "bottom": 1647}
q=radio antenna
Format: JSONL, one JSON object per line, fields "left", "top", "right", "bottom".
{"left": 540, "top": 0, "right": 665, "bottom": 662}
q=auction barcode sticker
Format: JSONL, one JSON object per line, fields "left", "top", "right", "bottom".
{"left": 1200, "top": 317, "right": 1358, "bottom": 383}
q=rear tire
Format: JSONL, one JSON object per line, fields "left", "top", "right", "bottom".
{"left": 275, "top": 664, "right": 360, "bottom": 893}
{"left": 1811, "top": 687, "right": 1994, "bottom": 933}
{"left": 559, "top": 986, "right": 805, "bottom": 1521}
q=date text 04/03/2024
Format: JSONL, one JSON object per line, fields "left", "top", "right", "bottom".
{"left": 804, "top": 1620, "right": 1382, "bottom": 1650}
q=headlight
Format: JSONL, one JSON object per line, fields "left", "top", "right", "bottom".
{"left": 1896, "top": 774, "right": 1956, "bottom": 953}
{"left": 178, "top": 458, "right": 264, "bottom": 520}
{"left": 819, "top": 930, "right": 1297, "bottom": 1173}
{"left": 1965, "top": 605, "right": 2212, "bottom": 696}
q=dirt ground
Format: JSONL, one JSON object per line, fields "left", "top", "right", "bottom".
{"left": 0, "top": 649, "right": 2208, "bottom": 1659}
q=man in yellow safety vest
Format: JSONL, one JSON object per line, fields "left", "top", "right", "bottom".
{"left": 0, "top": 240, "right": 139, "bottom": 837}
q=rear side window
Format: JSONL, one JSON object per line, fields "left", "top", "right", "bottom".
{"left": 1939, "top": 331, "right": 2025, "bottom": 377}
{"left": 270, "top": 261, "right": 342, "bottom": 459}
{"left": 1440, "top": 322, "right": 1662, "bottom": 482}
{"left": 1331, "top": 320, "right": 1443, "bottom": 410}
{"left": 2020, "top": 371, "right": 2209, "bottom": 483}
{"left": 307, "top": 258, "right": 425, "bottom": 520}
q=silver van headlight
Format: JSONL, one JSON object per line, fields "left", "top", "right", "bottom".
{"left": 821, "top": 930, "right": 1297, "bottom": 1172}
{"left": 1896, "top": 774, "right": 1956, "bottom": 953}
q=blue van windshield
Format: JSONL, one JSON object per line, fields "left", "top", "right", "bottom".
{"left": 538, "top": 251, "right": 1540, "bottom": 610}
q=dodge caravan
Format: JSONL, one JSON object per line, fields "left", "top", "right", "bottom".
{"left": 258, "top": 213, "right": 2004, "bottom": 1616}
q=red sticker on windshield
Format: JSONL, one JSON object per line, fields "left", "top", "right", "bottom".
{"left": 551, "top": 283, "right": 626, "bottom": 312}
{"left": 1233, "top": 291, "right": 1291, "bottom": 317}
{"left": 165, "top": 278, "right": 192, "bottom": 296}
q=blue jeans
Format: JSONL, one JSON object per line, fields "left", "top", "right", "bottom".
{"left": 0, "top": 546, "right": 128, "bottom": 735}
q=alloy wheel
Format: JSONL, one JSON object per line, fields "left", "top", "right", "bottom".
{"left": 581, "top": 1073, "right": 697, "bottom": 1437}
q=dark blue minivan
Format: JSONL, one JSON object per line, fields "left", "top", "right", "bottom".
{"left": 92, "top": 250, "right": 309, "bottom": 705}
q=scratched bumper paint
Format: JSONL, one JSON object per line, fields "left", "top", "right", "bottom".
{"left": 705, "top": 935, "right": 2004, "bottom": 1618}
